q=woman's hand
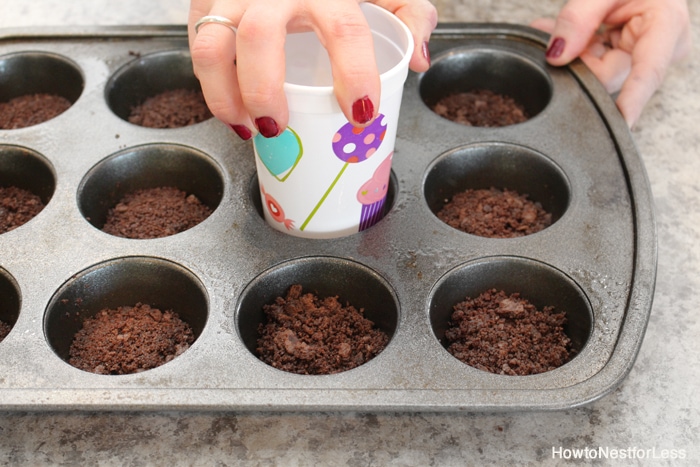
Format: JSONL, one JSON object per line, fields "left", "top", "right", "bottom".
{"left": 533, "top": 0, "right": 691, "bottom": 127}
{"left": 188, "top": 0, "right": 437, "bottom": 139}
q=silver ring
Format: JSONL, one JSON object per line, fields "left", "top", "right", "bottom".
{"left": 195, "top": 15, "right": 238, "bottom": 35}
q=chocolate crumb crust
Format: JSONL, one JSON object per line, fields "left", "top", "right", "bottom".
{"left": 102, "top": 186, "right": 212, "bottom": 239}
{"left": 432, "top": 89, "right": 529, "bottom": 127}
{"left": 0, "top": 186, "right": 46, "bottom": 233}
{"left": 0, "top": 321, "right": 11, "bottom": 342}
{"left": 257, "top": 284, "right": 389, "bottom": 375}
{"left": 437, "top": 187, "right": 552, "bottom": 238}
{"left": 68, "top": 303, "right": 194, "bottom": 375}
{"left": 128, "top": 88, "right": 212, "bottom": 128}
{"left": 445, "top": 289, "right": 571, "bottom": 376}
{"left": 0, "top": 93, "right": 72, "bottom": 129}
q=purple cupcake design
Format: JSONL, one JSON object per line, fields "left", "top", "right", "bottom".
{"left": 357, "top": 151, "right": 393, "bottom": 231}
{"left": 299, "top": 114, "right": 388, "bottom": 232}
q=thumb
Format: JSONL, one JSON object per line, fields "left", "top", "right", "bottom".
{"left": 543, "top": 0, "right": 617, "bottom": 65}
{"left": 530, "top": 17, "right": 555, "bottom": 35}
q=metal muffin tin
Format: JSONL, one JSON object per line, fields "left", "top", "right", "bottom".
{"left": 0, "top": 24, "right": 656, "bottom": 411}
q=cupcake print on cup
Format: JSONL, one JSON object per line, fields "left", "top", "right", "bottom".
{"left": 357, "top": 151, "right": 392, "bottom": 231}
{"left": 299, "top": 114, "right": 388, "bottom": 232}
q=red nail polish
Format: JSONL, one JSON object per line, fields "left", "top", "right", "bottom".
{"left": 545, "top": 37, "right": 566, "bottom": 59}
{"left": 229, "top": 124, "right": 252, "bottom": 140}
{"left": 352, "top": 96, "right": 374, "bottom": 125}
{"left": 255, "top": 116, "right": 280, "bottom": 138}
{"left": 422, "top": 41, "right": 431, "bottom": 67}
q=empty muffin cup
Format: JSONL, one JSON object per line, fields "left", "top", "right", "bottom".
{"left": 105, "top": 49, "right": 211, "bottom": 127}
{"left": 44, "top": 256, "right": 208, "bottom": 373}
{"left": 429, "top": 256, "right": 593, "bottom": 374}
{"left": 236, "top": 256, "right": 399, "bottom": 374}
{"left": 424, "top": 142, "right": 570, "bottom": 236}
{"left": 77, "top": 143, "right": 224, "bottom": 238}
{"left": 0, "top": 51, "right": 83, "bottom": 128}
{"left": 420, "top": 47, "right": 551, "bottom": 126}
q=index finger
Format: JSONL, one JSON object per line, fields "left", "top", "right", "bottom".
{"left": 544, "top": 0, "right": 617, "bottom": 65}
{"left": 616, "top": 14, "right": 686, "bottom": 126}
{"left": 308, "top": 1, "right": 381, "bottom": 126}
{"left": 371, "top": 0, "right": 438, "bottom": 72}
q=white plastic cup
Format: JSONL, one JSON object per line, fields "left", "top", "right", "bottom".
{"left": 253, "top": 3, "right": 413, "bottom": 239}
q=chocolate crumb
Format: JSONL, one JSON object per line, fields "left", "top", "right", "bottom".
{"left": 432, "top": 89, "right": 528, "bottom": 127}
{"left": 437, "top": 187, "right": 551, "bottom": 238}
{"left": 0, "top": 93, "right": 72, "bottom": 129}
{"left": 0, "top": 186, "right": 46, "bottom": 233}
{"left": 256, "top": 284, "right": 389, "bottom": 375}
{"left": 68, "top": 302, "right": 194, "bottom": 375}
{"left": 128, "top": 88, "right": 212, "bottom": 128}
{"left": 445, "top": 289, "right": 571, "bottom": 375}
{"left": 0, "top": 320, "right": 12, "bottom": 342}
{"left": 102, "top": 186, "right": 212, "bottom": 239}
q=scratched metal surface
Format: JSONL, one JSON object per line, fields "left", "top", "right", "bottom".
{"left": 0, "top": 24, "right": 656, "bottom": 411}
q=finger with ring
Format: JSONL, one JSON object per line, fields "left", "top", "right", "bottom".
{"left": 195, "top": 15, "right": 238, "bottom": 35}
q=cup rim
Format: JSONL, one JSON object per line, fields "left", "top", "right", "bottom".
{"left": 283, "top": 3, "right": 414, "bottom": 96}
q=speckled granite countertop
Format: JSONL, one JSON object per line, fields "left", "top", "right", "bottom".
{"left": 0, "top": 0, "right": 698, "bottom": 465}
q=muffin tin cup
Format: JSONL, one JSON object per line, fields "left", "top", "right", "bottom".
{"left": 44, "top": 256, "right": 209, "bottom": 368}
{"left": 77, "top": 142, "right": 224, "bottom": 234}
{"left": 0, "top": 267, "right": 20, "bottom": 334}
{"left": 0, "top": 24, "right": 656, "bottom": 411}
{"left": 0, "top": 144, "right": 56, "bottom": 203}
{"left": 0, "top": 50, "right": 83, "bottom": 123}
{"left": 236, "top": 256, "right": 399, "bottom": 374}
{"left": 105, "top": 49, "right": 208, "bottom": 125}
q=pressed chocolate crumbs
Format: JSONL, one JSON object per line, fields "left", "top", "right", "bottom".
{"left": 102, "top": 186, "right": 212, "bottom": 239}
{"left": 0, "top": 320, "right": 12, "bottom": 342}
{"left": 128, "top": 88, "right": 212, "bottom": 128}
{"left": 437, "top": 187, "right": 552, "bottom": 238}
{"left": 0, "top": 93, "right": 72, "bottom": 129}
{"left": 68, "top": 302, "right": 194, "bottom": 375}
{"left": 432, "top": 89, "right": 528, "bottom": 127}
{"left": 256, "top": 284, "right": 389, "bottom": 375}
{"left": 444, "top": 289, "right": 571, "bottom": 375}
{"left": 0, "top": 186, "right": 46, "bottom": 234}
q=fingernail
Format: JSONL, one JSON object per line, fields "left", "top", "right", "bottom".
{"left": 422, "top": 41, "right": 431, "bottom": 66}
{"left": 352, "top": 96, "right": 374, "bottom": 125}
{"left": 545, "top": 37, "right": 566, "bottom": 59}
{"left": 229, "top": 124, "right": 252, "bottom": 140}
{"left": 255, "top": 116, "right": 280, "bottom": 138}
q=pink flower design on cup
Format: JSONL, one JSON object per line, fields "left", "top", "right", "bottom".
{"left": 357, "top": 151, "right": 393, "bottom": 231}
{"left": 299, "top": 115, "right": 388, "bottom": 232}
